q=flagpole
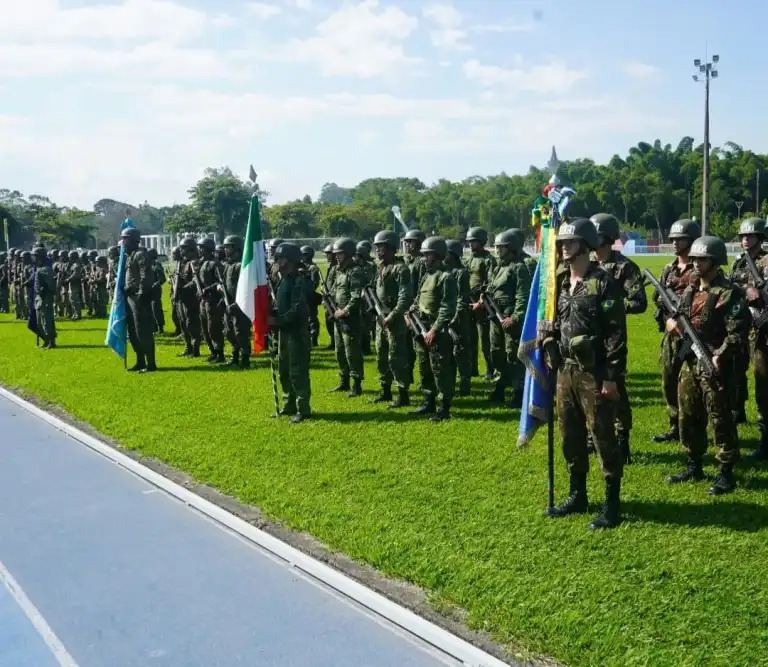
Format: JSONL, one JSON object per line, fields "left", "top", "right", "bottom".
{"left": 547, "top": 391, "right": 555, "bottom": 511}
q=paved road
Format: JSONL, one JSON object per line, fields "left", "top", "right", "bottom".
{"left": 0, "top": 394, "right": 459, "bottom": 667}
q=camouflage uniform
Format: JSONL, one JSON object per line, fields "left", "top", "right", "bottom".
{"left": 222, "top": 236, "right": 252, "bottom": 369}
{"left": 149, "top": 252, "right": 166, "bottom": 333}
{"left": 446, "top": 241, "right": 472, "bottom": 396}
{"left": 122, "top": 229, "right": 157, "bottom": 371}
{"left": 405, "top": 250, "right": 427, "bottom": 384}
{"left": 178, "top": 242, "right": 202, "bottom": 357}
{"left": 322, "top": 245, "right": 337, "bottom": 349}
{"left": 33, "top": 249, "right": 56, "bottom": 348}
{"left": 67, "top": 253, "right": 83, "bottom": 320}
{"left": 301, "top": 247, "right": 322, "bottom": 347}
{"left": 466, "top": 245, "right": 497, "bottom": 379}
{"left": 197, "top": 239, "right": 226, "bottom": 363}
{"left": 356, "top": 246, "right": 377, "bottom": 356}
{"left": 92, "top": 258, "right": 109, "bottom": 318}
{"left": 0, "top": 253, "right": 8, "bottom": 313}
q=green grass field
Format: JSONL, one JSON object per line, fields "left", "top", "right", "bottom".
{"left": 2, "top": 255, "right": 767, "bottom": 667}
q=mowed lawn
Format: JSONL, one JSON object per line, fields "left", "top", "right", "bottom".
{"left": 1, "top": 255, "right": 768, "bottom": 667}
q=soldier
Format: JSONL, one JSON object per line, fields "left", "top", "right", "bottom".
{"left": 445, "top": 240, "right": 472, "bottom": 396}
{"left": 168, "top": 246, "right": 183, "bottom": 338}
{"left": 32, "top": 247, "right": 56, "bottom": 348}
{"left": 92, "top": 256, "right": 109, "bottom": 318}
{"left": 0, "top": 251, "right": 8, "bottom": 313}
{"left": 322, "top": 243, "right": 337, "bottom": 350}
{"left": 67, "top": 250, "right": 83, "bottom": 320}
{"left": 86, "top": 249, "right": 99, "bottom": 315}
{"left": 80, "top": 250, "right": 91, "bottom": 316}
{"left": 19, "top": 251, "right": 32, "bottom": 319}
{"left": 466, "top": 226, "right": 497, "bottom": 380}
{"left": 330, "top": 237, "right": 365, "bottom": 397}
{"left": 486, "top": 230, "right": 531, "bottom": 408}
{"left": 591, "top": 213, "right": 648, "bottom": 464}
{"left": 301, "top": 246, "right": 322, "bottom": 347}
{"left": 665, "top": 236, "right": 749, "bottom": 494}
{"left": 267, "top": 243, "right": 312, "bottom": 423}
{"left": 410, "top": 236, "right": 457, "bottom": 421}
{"left": 511, "top": 229, "right": 538, "bottom": 279}
{"left": 220, "top": 235, "right": 253, "bottom": 369}
{"left": 652, "top": 219, "right": 700, "bottom": 443}
{"left": 58, "top": 250, "right": 71, "bottom": 318}
{"left": 177, "top": 237, "right": 202, "bottom": 357}
{"left": 267, "top": 237, "right": 283, "bottom": 358}
{"left": 729, "top": 217, "right": 767, "bottom": 427}
{"left": 356, "top": 241, "right": 377, "bottom": 356}
{"left": 404, "top": 229, "right": 427, "bottom": 385}
{"left": 107, "top": 245, "right": 120, "bottom": 295}
{"left": 371, "top": 230, "right": 412, "bottom": 407}
{"left": 545, "top": 218, "right": 627, "bottom": 530}
{"left": 121, "top": 227, "right": 157, "bottom": 373}
{"left": 144, "top": 248, "right": 166, "bottom": 333}
{"left": 215, "top": 243, "right": 226, "bottom": 262}
{"left": 14, "top": 249, "right": 29, "bottom": 320}
{"left": 196, "top": 237, "right": 226, "bottom": 363}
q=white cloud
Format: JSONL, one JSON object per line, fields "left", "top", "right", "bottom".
{"left": 471, "top": 22, "right": 534, "bottom": 34}
{"left": 462, "top": 59, "right": 588, "bottom": 94}
{"left": 245, "top": 2, "right": 282, "bottom": 19}
{"left": 280, "top": 0, "right": 420, "bottom": 78}
{"left": 284, "top": 0, "right": 312, "bottom": 8}
{"left": 422, "top": 3, "right": 470, "bottom": 51}
{"left": 621, "top": 61, "right": 660, "bottom": 79}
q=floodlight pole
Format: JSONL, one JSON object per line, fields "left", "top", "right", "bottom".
{"left": 693, "top": 51, "right": 719, "bottom": 237}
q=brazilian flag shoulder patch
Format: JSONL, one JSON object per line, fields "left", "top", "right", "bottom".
{"left": 601, "top": 299, "right": 615, "bottom": 312}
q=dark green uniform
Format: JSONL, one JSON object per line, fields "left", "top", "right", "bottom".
{"left": 305, "top": 261, "right": 322, "bottom": 346}
{"left": 198, "top": 256, "right": 226, "bottom": 362}
{"left": 466, "top": 249, "right": 497, "bottom": 378}
{"left": 333, "top": 262, "right": 366, "bottom": 384}
{"left": 405, "top": 252, "right": 427, "bottom": 384}
{"left": 34, "top": 262, "right": 56, "bottom": 347}
{"left": 374, "top": 257, "right": 412, "bottom": 392}
{"left": 0, "top": 255, "right": 8, "bottom": 313}
{"left": 449, "top": 261, "right": 472, "bottom": 395}
{"left": 179, "top": 256, "right": 202, "bottom": 356}
{"left": 150, "top": 258, "right": 166, "bottom": 332}
{"left": 124, "top": 247, "right": 156, "bottom": 370}
{"left": 223, "top": 259, "right": 253, "bottom": 367}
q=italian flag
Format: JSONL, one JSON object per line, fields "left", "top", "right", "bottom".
{"left": 236, "top": 195, "right": 270, "bottom": 354}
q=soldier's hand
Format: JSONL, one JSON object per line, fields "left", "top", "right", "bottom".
{"left": 665, "top": 317, "right": 680, "bottom": 335}
{"left": 423, "top": 329, "right": 436, "bottom": 346}
{"left": 334, "top": 308, "right": 345, "bottom": 319}
{"left": 746, "top": 286, "right": 760, "bottom": 302}
{"left": 601, "top": 381, "right": 619, "bottom": 401}
{"left": 501, "top": 316, "right": 514, "bottom": 330}
{"left": 713, "top": 355, "right": 721, "bottom": 372}
{"left": 382, "top": 315, "right": 392, "bottom": 329}
{"left": 471, "top": 302, "right": 482, "bottom": 312}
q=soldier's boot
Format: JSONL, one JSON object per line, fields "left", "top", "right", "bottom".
{"left": 411, "top": 393, "right": 437, "bottom": 416}
{"left": 240, "top": 353, "right": 251, "bottom": 369}
{"left": 228, "top": 350, "right": 241, "bottom": 366}
{"left": 652, "top": 417, "right": 679, "bottom": 443}
{"left": 546, "top": 473, "right": 588, "bottom": 517}
{"left": 708, "top": 464, "right": 736, "bottom": 496}
{"left": 456, "top": 378, "right": 471, "bottom": 397}
{"left": 747, "top": 427, "right": 768, "bottom": 460}
{"left": 178, "top": 347, "right": 192, "bottom": 357}
{"left": 329, "top": 377, "right": 350, "bottom": 392}
{"left": 666, "top": 457, "right": 704, "bottom": 484}
{"left": 190, "top": 344, "right": 201, "bottom": 358}
{"left": 213, "top": 351, "right": 226, "bottom": 364}
{"left": 206, "top": 352, "right": 218, "bottom": 363}
{"left": 506, "top": 389, "right": 523, "bottom": 410}
{"left": 370, "top": 385, "right": 392, "bottom": 403}
{"left": 588, "top": 478, "right": 622, "bottom": 530}
{"left": 388, "top": 387, "right": 410, "bottom": 409}
{"left": 128, "top": 359, "right": 146, "bottom": 372}
{"left": 312, "top": 334, "right": 319, "bottom": 347}
{"left": 483, "top": 367, "right": 495, "bottom": 381}
{"left": 429, "top": 398, "right": 451, "bottom": 422}
{"left": 488, "top": 383, "right": 506, "bottom": 404}
{"left": 618, "top": 430, "right": 632, "bottom": 465}
{"left": 290, "top": 413, "right": 308, "bottom": 424}
{"left": 347, "top": 377, "right": 363, "bottom": 397}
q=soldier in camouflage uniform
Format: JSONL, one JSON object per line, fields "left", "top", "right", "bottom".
{"left": 146, "top": 248, "right": 166, "bottom": 333}
{"left": 404, "top": 229, "right": 427, "bottom": 385}
{"left": 57, "top": 250, "right": 71, "bottom": 318}
{"left": 356, "top": 240, "right": 377, "bottom": 355}
{"left": 268, "top": 243, "right": 312, "bottom": 423}
{"left": 330, "top": 237, "right": 366, "bottom": 396}
{"left": 510, "top": 229, "right": 538, "bottom": 279}
{"left": 322, "top": 243, "right": 337, "bottom": 350}
{"left": 591, "top": 213, "right": 648, "bottom": 464}
{"left": 729, "top": 217, "right": 767, "bottom": 427}
{"left": 486, "top": 230, "right": 531, "bottom": 408}
{"left": 67, "top": 250, "right": 83, "bottom": 320}
{"left": 177, "top": 237, "right": 202, "bottom": 357}
{"left": 652, "top": 219, "right": 700, "bottom": 443}
{"left": 215, "top": 243, "right": 226, "bottom": 262}
{"left": 32, "top": 246, "right": 56, "bottom": 349}
{"left": 0, "top": 252, "right": 8, "bottom": 313}
{"left": 371, "top": 230, "right": 412, "bottom": 407}
{"left": 197, "top": 237, "right": 226, "bottom": 363}
{"left": 15, "top": 250, "right": 30, "bottom": 319}
{"left": 121, "top": 227, "right": 157, "bottom": 373}
{"left": 92, "top": 256, "right": 109, "bottom": 318}
{"left": 86, "top": 249, "right": 99, "bottom": 315}
{"left": 545, "top": 218, "right": 627, "bottom": 530}
{"left": 107, "top": 245, "right": 120, "bottom": 295}
{"left": 666, "top": 236, "right": 749, "bottom": 494}
{"left": 168, "top": 246, "right": 182, "bottom": 337}
{"left": 466, "top": 227, "right": 497, "bottom": 380}
{"left": 301, "top": 246, "right": 322, "bottom": 347}
{"left": 47, "top": 250, "right": 59, "bottom": 316}
{"left": 445, "top": 240, "right": 472, "bottom": 396}
{"left": 267, "top": 238, "right": 283, "bottom": 357}
{"left": 220, "top": 235, "right": 252, "bottom": 369}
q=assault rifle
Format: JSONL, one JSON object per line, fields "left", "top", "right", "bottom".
{"left": 171, "top": 259, "right": 182, "bottom": 304}
{"left": 480, "top": 290, "right": 505, "bottom": 325}
{"left": 214, "top": 264, "right": 232, "bottom": 310}
{"left": 643, "top": 269, "right": 715, "bottom": 376}
{"left": 190, "top": 261, "right": 204, "bottom": 299}
{"left": 319, "top": 274, "right": 338, "bottom": 319}
{"left": 742, "top": 251, "right": 768, "bottom": 334}
{"left": 362, "top": 285, "right": 390, "bottom": 326}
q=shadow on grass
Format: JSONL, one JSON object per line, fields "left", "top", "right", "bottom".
{"left": 55, "top": 344, "right": 105, "bottom": 349}
{"left": 313, "top": 410, "right": 415, "bottom": 423}
{"left": 54, "top": 327, "right": 106, "bottom": 332}
{"left": 624, "top": 499, "right": 768, "bottom": 531}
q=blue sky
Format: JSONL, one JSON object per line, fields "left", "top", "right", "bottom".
{"left": 0, "top": 0, "right": 761, "bottom": 210}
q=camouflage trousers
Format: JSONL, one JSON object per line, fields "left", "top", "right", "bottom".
{"left": 178, "top": 299, "right": 201, "bottom": 351}
{"left": 678, "top": 359, "right": 738, "bottom": 465}
{"left": 334, "top": 318, "right": 364, "bottom": 380}
{"left": 451, "top": 312, "right": 472, "bottom": 386}
{"left": 35, "top": 298, "right": 56, "bottom": 346}
{"left": 200, "top": 297, "right": 224, "bottom": 354}
{"left": 751, "top": 331, "right": 768, "bottom": 426}
{"left": 470, "top": 309, "right": 493, "bottom": 376}
{"left": 94, "top": 287, "right": 108, "bottom": 319}
{"left": 14, "top": 284, "right": 27, "bottom": 319}
{"left": 150, "top": 287, "right": 164, "bottom": 331}
{"left": 375, "top": 318, "right": 410, "bottom": 389}
{"left": 659, "top": 332, "right": 684, "bottom": 420}
{"left": 69, "top": 284, "right": 82, "bottom": 318}
{"left": 0, "top": 285, "right": 8, "bottom": 312}
{"left": 126, "top": 295, "right": 156, "bottom": 367}
{"left": 415, "top": 324, "right": 456, "bottom": 403}
{"left": 279, "top": 326, "right": 312, "bottom": 416}
{"left": 58, "top": 286, "right": 70, "bottom": 318}
{"left": 225, "top": 306, "right": 252, "bottom": 358}
{"left": 733, "top": 347, "right": 750, "bottom": 419}
{"left": 489, "top": 320, "right": 522, "bottom": 394}
{"left": 614, "top": 376, "right": 632, "bottom": 432}
{"left": 557, "top": 363, "right": 623, "bottom": 481}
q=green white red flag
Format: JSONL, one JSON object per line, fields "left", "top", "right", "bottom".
{"left": 236, "top": 195, "right": 269, "bottom": 354}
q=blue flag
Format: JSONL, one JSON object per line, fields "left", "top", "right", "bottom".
{"left": 105, "top": 246, "right": 127, "bottom": 359}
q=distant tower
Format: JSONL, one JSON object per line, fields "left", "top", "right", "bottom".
{"left": 546, "top": 145, "right": 560, "bottom": 174}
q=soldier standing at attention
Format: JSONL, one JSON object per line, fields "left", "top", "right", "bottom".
{"left": 301, "top": 246, "right": 322, "bottom": 347}
{"left": 665, "top": 236, "right": 749, "bottom": 495}
{"left": 356, "top": 240, "right": 377, "bottom": 356}
{"left": 58, "top": 250, "right": 71, "bottom": 318}
{"left": 371, "top": 230, "right": 412, "bottom": 407}
{"left": 486, "top": 230, "right": 531, "bottom": 408}
{"left": 652, "top": 219, "right": 700, "bottom": 444}
{"left": 466, "top": 227, "right": 497, "bottom": 380}
{"left": 221, "top": 235, "right": 252, "bottom": 369}
{"left": 178, "top": 237, "right": 202, "bottom": 358}
{"left": 403, "top": 229, "right": 427, "bottom": 386}
{"left": 197, "top": 237, "right": 226, "bottom": 363}
{"left": 322, "top": 243, "right": 337, "bottom": 350}
{"left": 410, "top": 237, "right": 457, "bottom": 422}
{"left": 0, "top": 252, "right": 8, "bottom": 313}
{"left": 93, "top": 256, "right": 109, "bottom": 318}
{"left": 32, "top": 247, "right": 56, "bottom": 348}
{"left": 147, "top": 248, "right": 166, "bottom": 333}
{"left": 545, "top": 218, "right": 627, "bottom": 530}
{"left": 121, "top": 227, "right": 157, "bottom": 373}
{"left": 107, "top": 245, "right": 120, "bottom": 295}
{"left": 168, "top": 246, "right": 182, "bottom": 338}
{"left": 268, "top": 242, "right": 312, "bottom": 423}
{"left": 591, "top": 213, "right": 648, "bottom": 464}
{"left": 729, "top": 218, "right": 767, "bottom": 428}
{"left": 330, "top": 237, "right": 366, "bottom": 397}
{"left": 445, "top": 240, "right": 472, "bottom": 397}
{"left": 67, "top": 250, "right": 83, "bottom": 320}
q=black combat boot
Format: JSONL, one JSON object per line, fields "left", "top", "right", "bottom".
{"left": 708, "top": 464, "right": 736, "bottom": 496}
{"left": 746, "top": 424, "right": 768, "bottom": 460}
{"left": 228, "top": 350, "right": 241, "bottom": 366}
{"left": 206, "top": 352, "right": 218, "bottom": 363}
{"left": 666, "top": 457, "right": 704, "bottom": 483}
{"left": 653, "top": 417, "right": 679, "bottom": 443}
{"left": 618, "top": 430, "right": 632, "bottom": 465}
{"left": 506, "top": 389, "right": 523, "bottom": 410}
{"left": 411, "top": 393, "right": 437, "bottom": 416}
{"left": 588, "top": 478, "right": 622, "bottom": 530}
{"left": 430, "top": 398, "right": 451, "bottom": 422}
{"left": 347, "top": 378, "right": 362, "bottom": 397}
{"left": 312, "top": 334, "right": 319, "bottom": 347}
{"left": 488, "top": 383, "right": 506, "bottom": 404}
{"left": 329, "top": 377, "right": 350, "bottom": 392}
{"left": 240, "top": 354, "right": 251, "bottom": 369}
{"left": 456, "top": 378, "right": 471, "bottom": 397}
{"left": 483, "top": 368, "right": 495, "bottom": 381}
{"left": 388, "top": 387, "right": 410, "bottom": 408}
{"left": 213, "top": 351, "right": 226, "bottom": 364}
{"left": 128, "top": 360, "right": 146, "bottom": 372}
{"left": 177, "top": 347, "right": 192, "bottom": 357}
{"left": 290, "top": 413, "right": 309, "bottom": 424}
{"left": 546, "top": 472, "right": 588, "bottom": 517}
{"left": 190, "top": 344, "right": 201, "bottom": 358}
{"left": 370, "top": 385, "right": 392, "bottom": 403}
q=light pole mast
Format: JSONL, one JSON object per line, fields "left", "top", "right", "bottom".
{"left": 693, "top": 52, "right": 719, "bottom": 236}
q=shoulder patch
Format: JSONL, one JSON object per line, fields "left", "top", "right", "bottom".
{"left": 601, "top": 299, "right": 615, "bottom": 312}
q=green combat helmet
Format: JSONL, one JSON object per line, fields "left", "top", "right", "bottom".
{"left": 68, "top": 250, "right": 80, "bottom": 261}
{"left": 96, "top": 255, "right": 108, "bottom": 265}
{"left": 32, "top": 246, "right": 47, "bottom": 258}
{"left": 668, "top": 219, "right": 701, "bottom": 240}
{"left": 179, "top": 236, "right": 197, "bottom": 250}
{"left": 403, "top": 229, "right": 426, "bottom": 243}
{"left": 332, "top": 237, "right": 357, "bottom": 256}
{"left": 322, "top": 243, "right": 334, "bottom": 254}
{"left": 268, "top": 238, "right": 284, "bottom": 250}
{"left": 108, "top": 245, "right": 119, "bottom": 258}
{"left": 88, "top": 249, "right": 98, "bottom": 260}
{"left": 420, "top": 236, "right": 447, "bottom": 258}
{"left": 197, "top": 237, "right": 216, "bottom": 252}
{"left": 445, "top": 239, "right": 464, "bottom": 258}
{"left": 21, "top": 251, "right": 32, "bottom": 261}
{"left": 223, "top": 235, "right": 243, "bottom": 249}
{"left": 300, "top": 245, "right": 315, "bottom": 260}
{"left": 494, "top": 229, "right": 523, "bottom": 253}
{"left": 79, "top": 250, "right": 89, "bottom": 260}
{"left": 121, "top": 227, "right": 141, "bottom": 241}
{"left": 689, "top": 236, "right": 728, "bottom": 266}
{"left": 274, "top": 242, "right": 302, "bottom": 263}
{"left": 465, "top": 227, "right": 489, "bottom": 245}
{"left": 147, "top": 248, "right": 158, "bottom": 259}
{"left": 373, "top": 230, "right": 399, "bottom": 249}
{"left": 355, "top": 241, "right": 372, "bottom": 260}
{"left": 739, "top": 217, "right": 767, "bottom": 237}
{"left": 556, "top": 218, "right": 600, "bottom": 250}
{"left": 590, "top": 213, "right": 621, "bottom": 243}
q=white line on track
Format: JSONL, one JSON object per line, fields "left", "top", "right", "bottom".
{"left": 0, "top": 560, "right": 79, "bottom": 667}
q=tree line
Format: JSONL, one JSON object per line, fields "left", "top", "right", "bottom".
{"left": 2, "top": 137, "right": 767, "bottom": 250}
